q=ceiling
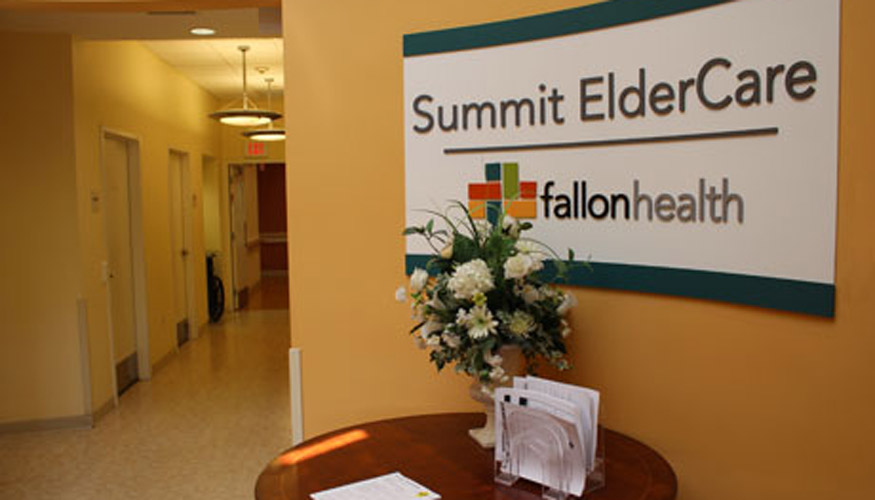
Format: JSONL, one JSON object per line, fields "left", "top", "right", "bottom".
{"left": 142, "top": 38, "right": 283, "bottom": 101}
{"left": 0, "top": 6, "right": 283, "bottom": 100}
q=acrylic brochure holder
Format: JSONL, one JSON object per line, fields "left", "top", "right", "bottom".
{"left": 494, "top": 393, "right": 605, "bottom": 499}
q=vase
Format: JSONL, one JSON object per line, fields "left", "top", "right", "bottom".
{"left": 468, "top": 345, "right": 524, "bottom": 448}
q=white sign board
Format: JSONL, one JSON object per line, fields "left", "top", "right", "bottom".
{"left": 404, "top": 0, "right": 839, "bottom": 317}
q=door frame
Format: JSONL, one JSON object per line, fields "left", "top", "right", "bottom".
{"left": 227, "top": 161, "right": 262, "bottom": 310}
{"left": 201, "top": 154, "right": 229, "bottom": 315}
{"left": 228, "top": 163, "right": 244, "bottom": 310}
{"left": 99, "top": 128, "right": 152, "bottom": 406}
{"left": 169, "top": 148, "right": 199, "bottom": 341}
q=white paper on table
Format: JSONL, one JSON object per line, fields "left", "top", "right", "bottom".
{"left": 494, "top": 387, "right": 587, "bottom": 496}
{"left": 309, "top": 472, "right": 440, "bottom": 500}
{"left": 516, "top": 376, "right": 600, "bottom": 473}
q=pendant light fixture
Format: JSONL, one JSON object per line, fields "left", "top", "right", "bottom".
{"left": 242, "top": 76, "right": 285, "bottom": 142}
{"left": 209, "top": 45, "right": 281, "bottom": 127}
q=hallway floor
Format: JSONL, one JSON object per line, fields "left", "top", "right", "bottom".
{"left": 0, "top": 308, "right": 291, "bottom": 499}
{"left": 244, "top": 275, "right": 289, "bottom": 311}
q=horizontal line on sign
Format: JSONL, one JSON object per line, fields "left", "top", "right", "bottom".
{"left": 404, "top": 254, "right": 834, "bottom": 317}
{"left": 442, "top": 127, "right": 779, "bottom": 155}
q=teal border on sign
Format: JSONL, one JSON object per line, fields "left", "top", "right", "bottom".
{"left": 404, "top": 0, "right": 733, "bottom": 56}
{"left": 405, "top": 254, "right": 835, "bottom": 317}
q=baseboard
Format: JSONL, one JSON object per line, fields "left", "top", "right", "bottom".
{"left": 92, "top": 398, "right": 115, "bottom": 423}
{"left": 152, "top": 349, "right": 175, "bottom": 375}
{"left": 176, "top": 319, "right": 190, "bottom": 347}
{"left": 115, "top": 352, "right": 139, "bottom": 395}
{"left": 0, "top": 414, "right": 92, "bottom": 435}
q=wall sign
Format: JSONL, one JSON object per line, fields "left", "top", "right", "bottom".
{"left": 403, "top": 0, "right": 839, "bottom": 317}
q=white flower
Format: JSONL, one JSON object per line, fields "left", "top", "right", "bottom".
{"left": 556, "top": 292, "right": 578, "bottom": 315}
{"left": 412, "top": 335, "right": 426, "bottom": 350}
{"left": 394, "top": 286, "right": 407, "bottom": 302}
{"left": 442, "top": 332, "right": 461, "bottom": 348}
{"left": 539, "top": 285, "right": 559, "bottom": 301}
{"left": 410, "top": 302, "right": 425, "bottom": 322}
{"left": 560, "top": 319, "right": 571, "bottom": 338}
{"left": 427, "top": 293, "right": 445, "bottom": 311}
{"left": 517, "top": 284, "right": 541, "bottom": 304}
{"left": 425, "top": 334, "right": 441, "bottom": 347}
{"left": 440, "top": 244, "right": 453, "bottom": 259}
{"left": 421, "top": 319, "right": 444, "bottom": 337}
{"left": 504, "top": 253, "right": 542, "bottom": 279}
{"left": 409, "top": 268, "right": 429, "bottom": 293}
{"left": 440, "top": 233, "right": 454, "bottom": 259}
{"left": 515, "top": 240, "right": 548, "bottom": 262}
{"left": 502, "top": 215, "right": 520, "bottom": 238}
{"left": 457, "top": 305, "right": 498, "bottom": 339}
{"left": 484, "top": 352, "right": 503, "bottom": 367}
{"left": 472, "top": 219, "right": 493, "bottom": 238}
{"left": 489, "top": 366, "right": 508, "bottom": 382}
{"left": 447, "top": 259, "right": 494, "bottom": 300}
{"left": 506, "top": 310, "right": 536, "bottom": 337}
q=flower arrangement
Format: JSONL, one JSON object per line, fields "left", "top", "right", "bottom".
{"left": 399, "top": 202, "right": 580, "bottom": 388}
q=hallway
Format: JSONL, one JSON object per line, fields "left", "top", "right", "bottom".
{"left": 0, "top": 308, "right": 291, "bottom": 499}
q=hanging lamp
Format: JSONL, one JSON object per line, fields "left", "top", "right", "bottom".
{"left": 242, "top": 76, "right": 285, "bottom": 142}
{"left": 209, "top": 45, "right": 281, "bottom": 127}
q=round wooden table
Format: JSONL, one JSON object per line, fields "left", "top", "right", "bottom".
{"left": 255, "top": 413, "right": 676, "bottom": 500}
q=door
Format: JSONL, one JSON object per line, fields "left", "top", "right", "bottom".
{"left": 169, "top": 150, "right": 194, "bottom": 346}
{"left": 229, "top": 165, "right": 248, "bottom": 309}
{"left": 104, "top": 135, "right": 139, "bottom": 395}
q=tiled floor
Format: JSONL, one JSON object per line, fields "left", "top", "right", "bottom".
{"left": 0, "top": 308, "right": 292, "bottom": 500}
{"left": 245, "top": 276, "right": 289, "bottom": 311}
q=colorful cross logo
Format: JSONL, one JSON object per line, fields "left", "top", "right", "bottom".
{"left": 468, "top": 162, "right": 537, "bottom": 225}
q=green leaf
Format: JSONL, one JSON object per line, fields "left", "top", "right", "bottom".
{"left": 402, "top": 226, "right": 423, "bottom": 236}
{"left": 450, "top": 200, "right": 481, "bottom": 240}
{"left": 484, "top": 233, "right": 508, "bottom": 259}
{"left": 482, "top": 337, "right": 497, "bottom": 353}
{"left": 425, "top": 219, "right": 434, "bottom": 234}
{"left": 452, "top": 234, "right": 479, "bottom": 263}
{"left": 419, "top": 208, "right": 460, "bottom": 235}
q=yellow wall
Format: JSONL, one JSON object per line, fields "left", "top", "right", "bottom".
{"left": 72, "top": 40, "right": 222, "bottom": 412}
{"left": 0, "top": 32, "right": 85, "bottom": 424}
{"left": 203, "top": 156, "right": 222, "bottom": 253}
{"left": 282, "top": 1, "right": 875, "bottom": 499}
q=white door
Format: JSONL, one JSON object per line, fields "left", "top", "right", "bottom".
{"left": 104, "top": 136, "right": 139, "bottom": 394}
{"left": 169, "top": 151, "right": 194, "bottom": 345}
{"left": 229, "top": 165, "right": 248, "bottom": 309}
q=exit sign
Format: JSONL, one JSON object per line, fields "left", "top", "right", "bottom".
{"left": 246, "top": 141, "right": 266, "bottom": 157}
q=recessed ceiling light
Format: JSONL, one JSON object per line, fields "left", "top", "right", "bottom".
{"left": 190, "top": 27, "right": 216, "bottom": 36}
